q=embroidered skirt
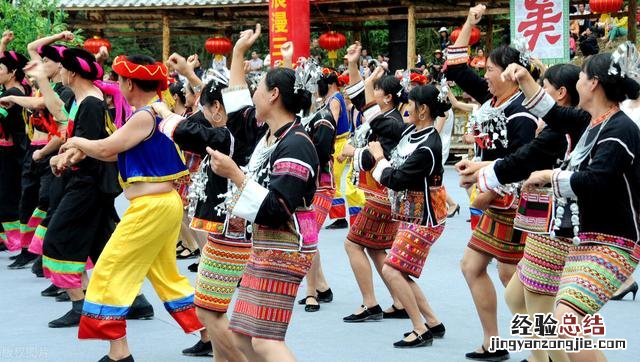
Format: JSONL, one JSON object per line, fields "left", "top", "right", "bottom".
{"left": 556, "top": 241, "right": 639, "bottom": 316}
{"left": 468, "top": 208, "right": 526, "bottom": 264}
{"left": 517, "top": 234, "right": 573, "bottom": 295}
{"left": 229, "top": 247, "right": 314, "bottom": 340}
{"left": 346, "top": 198, "right": 399, "bottom": 250}
{"left": 312, "top": 187, "right": 335, "bottom": 230}
{"left": 195, "top": 234, "right": 251, "bottom": 313}
{"left": 385, "top": 222, "right": 444, "bottom": 278}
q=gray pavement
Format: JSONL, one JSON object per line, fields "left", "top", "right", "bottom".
{"left": 1, "top": 167, "right": 638, "bottom": 362}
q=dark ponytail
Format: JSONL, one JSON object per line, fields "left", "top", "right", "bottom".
{"left": 583, "top": 52, "right": 640, "bottom": 102}
{"left": 199, "top": 79, "right": 227, "bottom": 107}
{"left": 169, "top": 81, "right": 186, "bottom": 105}
{"left": 265, "top": 67, "right": 312, "bottom": 115}
{"left": 408, "top": 85, "right": 452, "bottom": 119}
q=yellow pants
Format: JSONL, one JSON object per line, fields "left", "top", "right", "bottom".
{"left": 78, "top": 190, "right": 203, "bottom": 340}
{"left": 329, "top": 136, "right": 365, "bottom": 224}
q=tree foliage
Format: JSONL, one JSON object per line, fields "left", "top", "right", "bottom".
{"left": 0, "top": 0, "right": 82, "bottom": 54}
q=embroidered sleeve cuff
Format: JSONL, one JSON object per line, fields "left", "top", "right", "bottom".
{"left": 445, "top": 46, "right": 470, "bottom": 66}
{"left": 372, "top": 158, "right": 391, "bottom": 183}
{"left": 231, "top": 179, "right": 269, "bottom": 223}
{"left": 222, "top": 87, "right": 253, "bottom": 113}
{"left": 158, "top": 114, "right": 184, "bottom": 140}
{"left": 362, "top": 104, "right": 382, "bottom": 123}
{"left": 552, "top": 169, "right": 576, "bottom": 199}
{"left": 523, "top": 87, "right": 555, "bottom": 118}
{"left": 476, "top": 162, "right": 501, "bottom": 192}
{"left": 345, "top": 80, "right": 364, "bottom": 99}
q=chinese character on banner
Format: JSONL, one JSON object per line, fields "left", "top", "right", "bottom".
{"left": 510, "top": 0, "right": 569, "bottom": 64}
{"left": 269, "top": 0, "right": 310, "bottom": 66}
{"left": 510, "top": 314, "right": 534, "bottom": 337}
{"left": 533, "top": 313, "right": 559, "bottom": 337}
{"left": 558, "top": 313, "right": 582, "bottom": 337}
{"left": 582, "top": 314, "right": 606, "bottom": 336}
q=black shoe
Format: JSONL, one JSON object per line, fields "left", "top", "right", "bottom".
{"left": 48, "top": 300, "right": 83, "bottom": 328}
{"left": 303, "top": 296, "right": 320, "bottom": 312}
{"left": 325, "top": 219, "right": 348, "bottom": 229}
{"left": 126, "top": 294, "right": 154, "bottom": 320}
{"left": 56, "top": 292, "right": 71, "bottom": 302}
{"left": 0, "top": 243, "right": 7, "bottom": 252}
{"left": 383, "top": 305, "right": 410, "bottom": 319}
{"left": 448, "top": 204, "right": 461, "bottom": 218}
{"left": 31, "top": 255, "right": 44, "bottom": 277}
{"left": 9, "top": 254, "right": 18, "bottom": 260}
{"left": 404, "top": 322, "right": 446, "bottom": 338}
{"left": 610, "top": 281, "right": 638, "bottom": 301}
{"left": 7, "top": 249, "right": 37, "bottom": 269}
{"left": 41, "top": 283, "right": 65, "bottom": 297}
{"left": 188, "top": 262, "right": 199, "bottom": 273}
{"left": 177, "top": 247, "right": 200, "bottom": 260}
{"left": 98, "top": 355, "right": 134, "bottom": 362}
{"left": 343, "top": 304, "right": 383, "bottom": 322}
{"left": 393, "top": 330, "right": 433, "bottom": 348}
{"left": 465, "top": 345, "right": 510, "bottom": 361}
{"left": 182, "top": 340, "right": 213, "bottom": 357}
{"left": 317, "top": 288, "right": 333, "bottom": 303}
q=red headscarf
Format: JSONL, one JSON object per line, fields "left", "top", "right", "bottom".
{"left": 112, "top": 55, "right": 169, "bottom": 97}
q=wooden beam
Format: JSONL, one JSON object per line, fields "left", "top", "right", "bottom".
{"left": 162, "top": 14, "right": 170, "bottom": 62}
{"left": 407, "top": 2, "right": 416, "bottom": 69}
{"left": 486, "top": 14, "right": 493, "bottom": 53}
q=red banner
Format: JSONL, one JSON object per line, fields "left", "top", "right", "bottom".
{"left": 269, "top": 0, "right": 310, "bottom": 66}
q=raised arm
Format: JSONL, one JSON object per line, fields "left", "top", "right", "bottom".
{"left": 167, "top": 53, "right": 204, "bottom": 95}
{"left": 27, "top": 31, "right": 74, "bottom": 61}
{"left": 230, "top": 24, "right": 261, "bottom": 88}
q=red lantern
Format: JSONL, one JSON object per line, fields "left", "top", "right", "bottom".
{"left": 589, "top": 0, "right": 623, "bottom": 14}
{"left": 318, "top": 31, "right": 347, "bottom": 51}
{"left": 449, "top": 27, "right": 481, "bottom": 46}
{"left": 205, "top": 37, "right": 233, "bottom": 55}
{"left": 83, "top": 36, "right": 111, "bottom": 54}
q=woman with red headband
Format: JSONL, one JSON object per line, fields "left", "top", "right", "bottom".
{"left": 59, "top": 54, "right": 206, "bottom": 362}
{"left": 24, "top": 47, "right": 118, "bottom": 330}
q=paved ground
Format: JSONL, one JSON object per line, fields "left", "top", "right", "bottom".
{"left": 1, "top": 167, "right": 638, "bottom": 362}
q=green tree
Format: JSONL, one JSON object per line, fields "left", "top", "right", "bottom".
{"left": 0, "top": 0, "right": 81, "bottom": 54}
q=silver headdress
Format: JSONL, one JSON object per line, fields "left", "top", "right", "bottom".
{"left": 247, "top": 71, "right": 266, "bottom": 92}
{"left": 512, "top": 36, "right": 532, "bottom": 67}
{"left": 294, "top": 58, "right": 322, "bottom": 94}
{"left": 400, "top": 69, "right": 411, "bottom": 92}
{"left": 202, "top": 68, "right": 229, "bottom": 91}
{"left": 609, "top": 41, "right": 640, "bottom": 83}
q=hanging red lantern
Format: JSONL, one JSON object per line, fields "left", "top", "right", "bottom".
{"left": 589, "top": 0, "right": 623, "bottom": 14}
{"left": 83, "top": 36, "right": 111, "bottom": 54}
{"left": 204, "top": 37, "right": 233, "bottom": 55}
{"left": 449, "top": 27, "right": 481, "bottom": 46}
{"left": 318, "top": 31, "right": 347, "bottom": 52}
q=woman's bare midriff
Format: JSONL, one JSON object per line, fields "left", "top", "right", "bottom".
{"left": 124, "top": 181, "right": 174, "bottom": 200}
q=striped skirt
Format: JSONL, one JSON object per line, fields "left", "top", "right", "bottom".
{"left": 385, "top": 222, "right": 444, "bottom": 278}
{"left": 229, "top": 248, "right": 315, "bottom": 340}
{"left": 517, "top": 234, "right": 573, "bottom": 295}
{"left": 556, "top": 242, "right": 639, "bottom": 316}
{"left": 312, "top": 187, "right": 335, "bottom": 230}
{"left": 194, "top": 234, "right": 251, "bottom": 313}
{"left": 468, "top": 208, "right": 526, "bottom": 264}
{"left": 346, "top": 198, "right": 399, "bottom": 250}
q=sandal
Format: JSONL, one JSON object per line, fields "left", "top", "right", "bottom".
{"left": 303, "top": 296, "right": 320, "bottom": 312}
{"left": 177, "top": 247, "right": 200, "bottom": 260}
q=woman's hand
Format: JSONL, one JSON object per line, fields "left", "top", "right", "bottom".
{"left": 344, "top": 42, "right": 361, "bottom": 65}
{"left": 368, "top": 141, "right": 385, "bottom": 162}
{"left": 466, "top": 4, "right": 486, "bottom": 26}
{"left": 234, "top": 24, "right": 262, "bottom": 55}
{"left": 59, "top": 136, "right": 85, "bottom": 153}
{"left": 0, "top": 96, "right": 14, "bottom": 108}
{"left": 23, "top": 61, "right": 48, "bottom": 81}
{"left": 500, "top": 63, "right": 531, "bottom": 84}
{"left": 523, "top": 170, "right": 553, "bottom": 190}
{"left": 57, "top": 31, "right": 75, "bottom": 42}
{"left": 206, "top": 147, "right": 244, "bottom": 185}
{"left": 167, "top": 53, "right": 190, "bottom": 75}
{"left": 1, "top": 30, "right": 14, "bottom": 45}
